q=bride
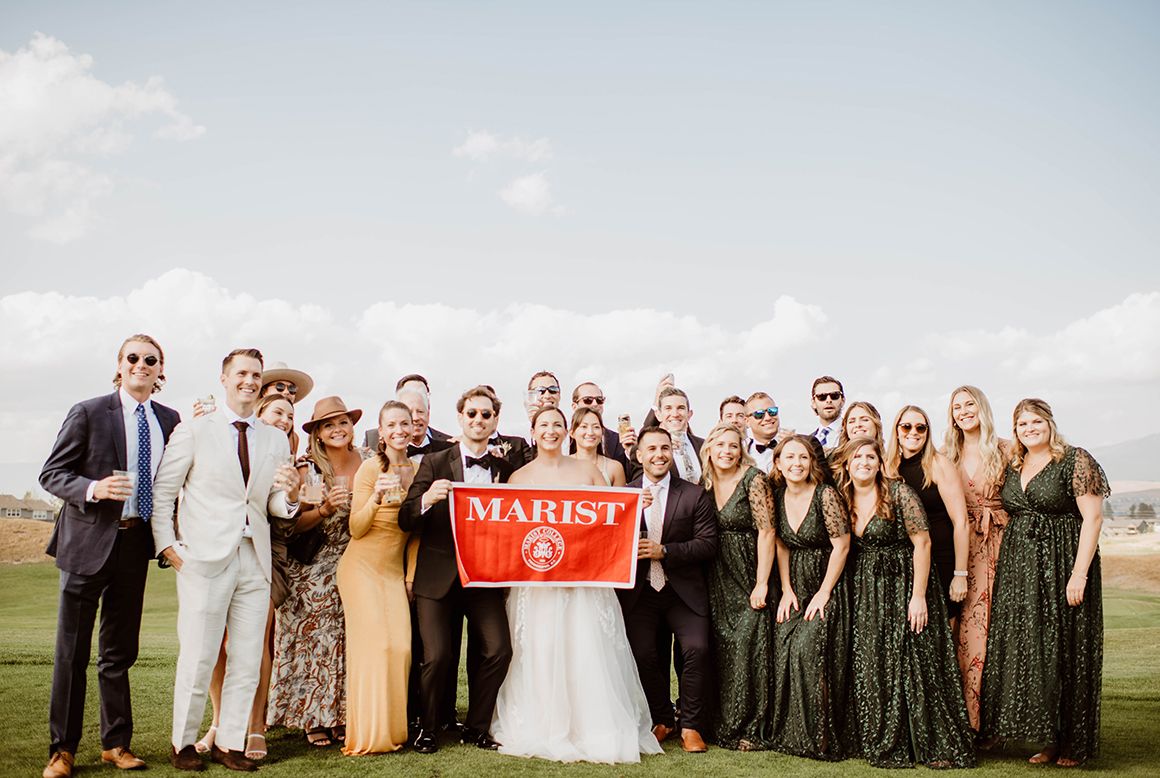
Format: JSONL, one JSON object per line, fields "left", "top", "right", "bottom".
{"left": 491, "top": 406, "right": 663, "bottom": 764}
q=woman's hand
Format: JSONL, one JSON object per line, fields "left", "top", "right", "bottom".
{"left": 321, "top": 484, "right": 349, "bottom": 515}
{"left": 1066, "top": 572, "right": 1087, "bottom": 606}
{"left": 749, "top": 582, "right": 768, "bottom": 610}
{"left": 908, "top": 594, "right": 928, "bottom": 634}
{"left": 804, "top": 590, "right": 830, "bottom": 622}
{"left": 776, "top": 589, "right": 799, "bottom": 623}
{"left": 949, "top": 575, "right": 967, "bottom": 603}
{"left": 372, "top": 473, "right": 395, "bottom": 503}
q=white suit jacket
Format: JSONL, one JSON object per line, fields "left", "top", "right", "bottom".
{"left": 151, "top": 410, "right": 294, "bottom": 580}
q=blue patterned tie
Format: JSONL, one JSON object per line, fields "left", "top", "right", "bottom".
{"left": 136, "top": 404, "right": 153, "bottom": 521}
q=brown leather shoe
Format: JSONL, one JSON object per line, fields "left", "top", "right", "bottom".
{"left": 680, "top": 728, "right": 708, "bottom": 753}
{"left": 170, "top": 745, "right": 206, "bottom": 771}
{"left": 43, "top": 751, "right": 73, "bottom": 778}
{"left": 652, "top": 723, "right": 674, "bottom": 744}
{"left": 101, "top": 746, "right": 146, "bottom": 770}
{"left": 211, "top": 745, "right": 258, "bottom": 772}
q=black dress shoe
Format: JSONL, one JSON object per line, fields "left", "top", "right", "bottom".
{"left": 210, "top": 746, "right": 258, "bottom": 772}
{"left": 170, "top": 745, "right": 206, "bottom": 772}
{"left": 412, "top": 729, "right": 438, "bottom": 754}
{"left": 441, "top": 720, "right": 466, "bottom": 736}
{"left": 461, "top": 727, "right": 501, "bottom": 750}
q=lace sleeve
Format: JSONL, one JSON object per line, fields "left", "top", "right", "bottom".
{"left": 747, "top": 468, "right": 775, "bottom": 532}
{"left": 818, "top": 484, "right": 850, "bottom": 538}
{"left": 893, "top": 480, "right": 929, "bottom": 535}
{"left": 1070, "top": 447, "right": 1111, "bottom": 499}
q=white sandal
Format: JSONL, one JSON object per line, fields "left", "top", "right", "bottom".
{"left": 194, "top": 725, "right": 217, "bottom": 754}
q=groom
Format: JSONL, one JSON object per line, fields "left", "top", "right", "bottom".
{"left": 399, "top": 385, "right": 514, "bottom": 754}
{"left": 620, "top": 425, "right": 717, "bottom": 753}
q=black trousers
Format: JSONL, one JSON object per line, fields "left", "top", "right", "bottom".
{"left": 624, "top": 584, "right": 710, "bottom": 733}
{"left": 49, "top": 525, "right": 150, "bottom": 755}
{"left": 414, "top": 584, "right": 511, "bottom": 733}
{"left": 408, "top": 599, "right": 475, "bottom": 727}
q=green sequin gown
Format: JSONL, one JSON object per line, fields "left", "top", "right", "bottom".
{"left": 980, "top": 447, "right": 1108, "bottom": 763}
{"left": 770, "top": 483, "right": 855, "bottom": 761}
{"left": 707, "top": 466, "right": 775, "bottom": 749}
{"left": 851, "top": 480, "right": 976, "bottom": 769}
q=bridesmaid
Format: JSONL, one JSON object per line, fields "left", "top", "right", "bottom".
{"left": 837, "top": 401, "right": 883, "bottom": 449}
{"left": 338, "top": 401, "right": 416, "bottom": 754}
{"left": 980, "top": 399, "right": 1107, "bottom": 766}
{"left": 834, "top": 437, "right": 975, "bottom": 769}
{"left": 943, "top": 386, "right": 1010, "bottom": 733}
{"left": 270, "top": 396, "right": 364, "bottom": 747}
{"left": 569, "top": 407, "right": 626, "bottom": 486}
{"left": 699, "top": 422, "right": 775, "bottom": 750}
{"left": 769, "top": 435, "right": 854, "bottom": 761}
{"left": 886, "top": 406, "right": 969, "bottom": 619}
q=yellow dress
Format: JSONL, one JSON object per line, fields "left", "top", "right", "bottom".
{"left": 337, "top": 457, "right": 417, "bottom": 754}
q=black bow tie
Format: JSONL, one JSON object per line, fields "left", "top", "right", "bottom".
{"left": 754, "top": 441, "right": 772, "bottom": 454}
{"left": 465, "top": 453, "right": 494, "bottom": 470}
{"left": 407, "top": 443, "right": 430, "bottom": 457}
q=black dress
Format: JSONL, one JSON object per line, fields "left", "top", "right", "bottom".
{"left": 898, "top": 454, "right": 959, "bottom": 618}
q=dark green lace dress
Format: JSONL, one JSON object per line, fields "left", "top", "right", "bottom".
{"left": 708, "top": 466, "right": 775, "bottom": 749}
{"left": 851, "top": 480, "right": 976, "bottom": 769}
{"left": 770, "top": 483, "right": 855, "bottom": 761}
{"left": 980, "top": 447, "right": 1108, "bottom": 763}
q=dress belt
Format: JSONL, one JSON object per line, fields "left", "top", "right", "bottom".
{"left": 118, "top": 517, "right": 144, "bottom": 530}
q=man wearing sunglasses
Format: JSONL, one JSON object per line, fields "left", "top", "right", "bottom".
{"left": 568, "top": 381, "right": 629, "bottom": 472}
{"left": 39, "top": 335, "right": 181, "bottom": 778}
{"left": 743, "top": 392, "right": 783, "bottom": 475}
{"left": 399, "top": 386, "right": 515, "bottom": 754}
{"left": 809, "top": 376, "right": 846, "bottom": 454}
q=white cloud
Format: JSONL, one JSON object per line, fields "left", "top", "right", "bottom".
{"left": 0, "top": 33, "right": 205, "bottom": 242}
{"left": 498, "top": 172, "right": 557, "bottom": 215}
{"left": 452, "top": 130, "right": 552, "bottom": 163}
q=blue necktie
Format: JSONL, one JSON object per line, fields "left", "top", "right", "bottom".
{"left": 136, "top": 404, "right": 153, "bottom": 521}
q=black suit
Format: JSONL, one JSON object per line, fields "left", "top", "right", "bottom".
{"left": 619, "top": 475, "right": 717, "bottom": 733}
{"left": 398, "top": 445, "right": 514, "bottom": 734}
{"left": 39, "top": 391, "right": 179, "bottom": 756}
{"left": 490, "top": 433, "right": 533, "bottom": 468}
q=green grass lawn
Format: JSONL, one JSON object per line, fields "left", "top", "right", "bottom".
{"left": 2, "top": 562, "right": 1158, "bottom": 776}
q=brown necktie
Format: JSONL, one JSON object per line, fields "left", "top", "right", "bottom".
{"left": 233, "top": 421, "right": 250, "bottom": 485}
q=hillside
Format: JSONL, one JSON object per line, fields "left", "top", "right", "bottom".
{"left": 1093, "top": 433, "right": 1160, "bottom": 482}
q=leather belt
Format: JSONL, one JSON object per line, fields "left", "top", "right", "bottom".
{"left": 118, "top": 517, "right": 144, "bottom": 530}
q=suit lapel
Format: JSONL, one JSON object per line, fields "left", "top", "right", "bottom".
{"left": 210, "top": 412, "right": 248, "bottom": 492}
{"left": 661, "top": 479, "right": 681, "bottom": 541}
{"left": 107, "top": 392, "right": 127, "bottom": 470}
{"left": 449, "top": 445, "right": 465, "bottom": 482}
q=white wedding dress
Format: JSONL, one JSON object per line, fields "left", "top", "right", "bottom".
{"left": 491, "top": 585, "right": 664, "bottom": 763}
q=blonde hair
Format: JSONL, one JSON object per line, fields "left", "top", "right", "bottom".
{"left": 885, "top": 405, "right": 936, "bottom": 488}
{"left": 1010, "top": 398, "right": 1067, "bottom": 469}
{"left": 944, "top": 385, "right": 1006, "bottom": 488}
{"left": 112, "top": 334, "right": 166, "bottom": 394}
{"left": 698, "top": 422, "right": 754, "bottom": 491}
{"left": 306, "top": 413, "right": 355, "bottom": 485}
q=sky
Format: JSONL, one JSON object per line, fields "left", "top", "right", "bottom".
{"left": 2, "top": 1, "right": 1158, "bottom": 494}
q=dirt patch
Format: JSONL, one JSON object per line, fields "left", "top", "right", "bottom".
{"left": 1102, "top": 554, "right": 1160, "bottom": 595}
{"left": 0, "top": 518, "right": 53, "bottom": 564}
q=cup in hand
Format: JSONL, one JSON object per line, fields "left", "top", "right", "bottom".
{"left": 332, "top": 475, "right": 352, "bottom": 510}
{"left": 113, "top": 469, "right": 136, "bottom": 500}
{"left": 302, "top": 470, "right": 324, "bottom": 504}
{"left": 383, "top": 473, "right": 403, "bottom": 506}
{"left": 198, "top": 394, "right": 216, "bottom": 414}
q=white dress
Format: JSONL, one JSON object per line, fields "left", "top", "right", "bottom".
{"left": 491, "top": 585, "right": 664, "bottom": 763}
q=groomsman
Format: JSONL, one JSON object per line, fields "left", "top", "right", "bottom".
{"left": 399, "top": 386, "right": 515, "bottom": 754}
{"left": 39, "top": 335, "right": 180, "bottom": 778}
{"left": 630, "top": 387, "right": 703, "bottom": 482}
{"left": 621, "top": 426, "right": 718, "bottom": 753}
{"left": 719, "top": 395, "right": 748, "bottom": 432}
{"left": 365, "top": 373, "right": 452, "bottom": 452}
{"left": 151, "top": 349, "right": 299, "bottom": 772}
{"left": 568, "top": 381, "right": 629, "bottom": 471}
{"left": 744, "top": 392, "right": 782, "bottom": 475}
{"left": 809, "top": 375, "right": 845, "bottom": 454}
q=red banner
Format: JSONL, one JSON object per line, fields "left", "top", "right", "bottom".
{"left": 449, "top": 483, "right": 643, "bottom": 587}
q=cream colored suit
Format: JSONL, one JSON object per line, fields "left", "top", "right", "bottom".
{"left": 151, "top": 410, "right": 295, "bottom": 752}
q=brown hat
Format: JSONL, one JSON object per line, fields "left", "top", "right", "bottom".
{"left": 302, "top": 395, "right": 363, "bottom": 433}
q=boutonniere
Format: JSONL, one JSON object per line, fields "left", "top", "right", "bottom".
{"left": 488, "top": 440, "right": 511, "bottom": 459}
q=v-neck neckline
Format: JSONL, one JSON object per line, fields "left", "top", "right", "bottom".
{"left": 1019, "top": 455, "right": 1052, "bottom": 492}
{"left": 781, "top": 485, "right": 816, "bottom": 536}
{"left": 715, "top": 471, "right": 746, "bottom": 512}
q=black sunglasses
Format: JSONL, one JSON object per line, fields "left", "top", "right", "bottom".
{"left": 528, "top": 386, "right": 561, "bottom": 397}
{"left": 748, "top": 406, "right": 779, "bottom": 420}
{"left": 270, "top": 381, "right": 298, "bottom": 395}
{"left": 898, "top": 422, "right": 928, "bottom": 434}
{"left": 814, "top": 391, "right": 843, "bottom": 402}
{"left": 578, "top": 396, "right": 605, "bottom": 406}
{"left": 465, "top": 409, "right": 495, "bottom": 420}
{"left": 125, "top": 354, "right": 159, "bottom": 367}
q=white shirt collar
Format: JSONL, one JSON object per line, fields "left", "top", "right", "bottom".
{"left": 224, "top": 405, "right": 258, "bottom": 428}
{"left": 644, "top": 471, "right": 672, "bottom": 492}
{"left": 119, "top": 388, "right": 152, "bottom": 414}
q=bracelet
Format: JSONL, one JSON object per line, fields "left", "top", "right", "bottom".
{"left": 953, "top": 570, "right": 968, "bottom": 577}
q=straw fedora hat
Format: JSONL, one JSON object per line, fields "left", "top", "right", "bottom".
{"left": 261, "top": 362, "right": 314, "bottom": 404}
{"left": 302, "top": 395, "right": 363, "bottom": 434}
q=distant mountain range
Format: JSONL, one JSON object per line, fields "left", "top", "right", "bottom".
{"left": 1092, "top": 433, "right": 1160, "bottom": 484}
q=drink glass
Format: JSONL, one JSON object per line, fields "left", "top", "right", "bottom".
{"left": 113, "top": 469, "right": 137, "bottom": 499}
{"left": 302, "top": 470, "right": 324, "bottom": 504}
{"left": 383, "top": 473, "right": 403, "bottom": 506}
{"left": 333, "top": 475, "right": 351, "bottom": 510}
{"left": 618, "top": 414, "right": 632, "bottom": 436}
{"left": 199, "top": 394, "right": 216, "bottom": 414}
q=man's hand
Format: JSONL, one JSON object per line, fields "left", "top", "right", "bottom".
{"left": 161, "top": 545, "right": 184, "bottom": 572}
{"left": 93, "top": 474, "right": 132, "bottom": 501}
{"left": 422, "top": 479, "right": 453, "bottom": 511}
{"left": 619, "top": 427, "right": 637, "bottom": 451}
{"left": 637, "top": 538, "right": 664, "bottom": 560}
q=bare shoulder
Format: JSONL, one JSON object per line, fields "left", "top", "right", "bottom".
{"left": 509, "top": 462, "right": 536, "bottom": 485}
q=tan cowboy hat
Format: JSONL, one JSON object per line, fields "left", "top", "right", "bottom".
{"left": 261, "top": 361, "right": 314, "bottom": 404}
{"left": 302, "top": 395, "right": 363, "bottom": 433}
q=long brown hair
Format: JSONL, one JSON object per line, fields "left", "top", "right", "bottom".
{"left": 837, "top": 401, "right": 882, "bottom": 448}
{"left": 1010, "top": 397, "right": 1067, "bottom": 469}
{"left": 375, "top": 400, "right": 412, "bottom": 471}
{"left": 832, "top": 436, "right": 896, "bottom": 522}
{"left": 884, "top": 405, "right": 936, "bottom": 487}
{"left": 569, "top": 406, "right": 605, "bottom": 457}
{"left": 770, "top": 434, "right": 827, "bottom": 488}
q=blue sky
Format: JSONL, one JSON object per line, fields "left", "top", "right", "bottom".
{"left": 1, "top": 2, "right": 1158, "bottom": 491}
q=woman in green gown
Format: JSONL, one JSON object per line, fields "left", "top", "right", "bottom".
{"left": 835, "top": 436, "right": 976, "bottom": 769}
{"left": 770, "top": 435, "right": 854, "bottom": 760}
{"left": 699, "top": 422, "right": 776, "bottom": 750}
{"left": 980, "top": 398, "right": 1108, "bottom": 766}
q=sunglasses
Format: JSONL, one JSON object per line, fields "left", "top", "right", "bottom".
{"left": 464, "top": 409, "right": 495, "bottom": 420}
{"left": 814, "top": 391, "right": 843, "bottom": 402}
{"left": 577, "top": 396, "right": 605, "bottom": 406}
{"left": 898, "top": 422, "right": 929, "bottom": 434}
{"left": 528, "top": 386, "right": 561, "bottom": 397}
{"left": 125, "top": 354, "right": 159, "bottom": 367}
{"left": 270, "top": 381, "right": 298, "bottom": 395}
{"left": 749, "top": 407, "right": 779, "bottom": 420}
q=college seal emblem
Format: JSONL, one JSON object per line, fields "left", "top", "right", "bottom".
{"left": 521, "top": 526, "right": 566, "bottom": 572}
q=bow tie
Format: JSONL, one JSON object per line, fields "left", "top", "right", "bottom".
{"left": 465, "top": 453, "right": 494, "bottom": 470}
{"left": 407, "top": 443, "right": 430, "bottom": 457}
{"left": 753, "top": 441, "right": 772, "bottom": 454}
